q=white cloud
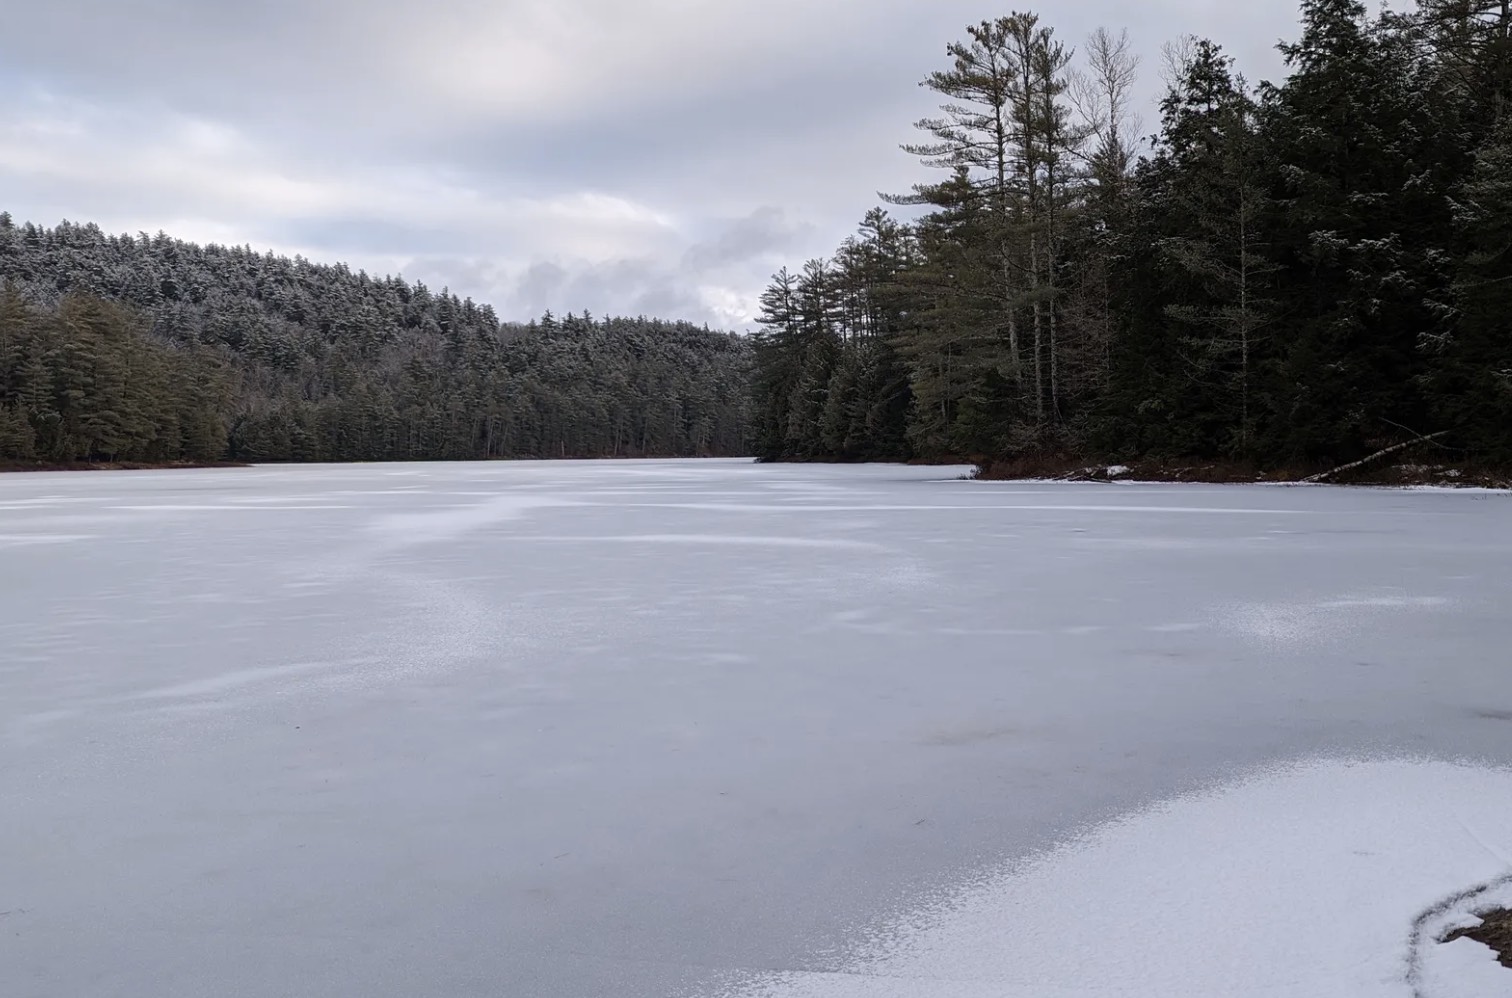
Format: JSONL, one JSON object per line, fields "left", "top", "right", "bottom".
{"left": 394, "top": 0, "right": 909, "bottom": 120}
{"left": 3, "top": 101, "right": 678, "bottom": 245}
{"left": 0, "top": 1, "right": 1328, "bottom": 328}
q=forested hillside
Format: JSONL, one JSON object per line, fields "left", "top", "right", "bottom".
{"left": 752, "top": 0, "right": 1512, "bottom": 474}
{"left": 7, "top": 0, "right": 1510, "bottom": 477}
{"left": 0, "top": 217, "right": 751, "bottom": 465}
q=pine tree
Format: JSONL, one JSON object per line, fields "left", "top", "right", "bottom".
{"left": 1151, "top": 42, "right": 1277, "bottom": 456}
{"left": 889, "top": 18, "right": 1032, "bottom": 406}
{"left": 1259, "top": 0, "right": 1449, "bottom": 461}
{"left": 1428, "top": 118, "right": 1512, "bottom": 461}
{"left": 1418, "top": 0, "right": 1512, "bottom": 127}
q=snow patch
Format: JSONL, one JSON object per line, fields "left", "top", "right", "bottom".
{"left": 110, "top": 504, "right": 358, "bottom": 511}
{"left": 363, "top": 494, "right": 573, "bottom": 546}
{"left": 1412, "top": 876, "right": 1512, "bottom": 998}
{"left": 698, "top": 759, "right": 1512, "bottom": 998}
{"left": 0, "top": 533, "right": 95, "bottom": 547}
{"left": 1228, "top": 592, "right": 1454, "bottom": 644}
{"left": 1419, "top": 937, "right": 1510, "bottom": 998}
{"left": 1320, "top": 596, "right": 1453, "bottom": 610}
{"left": 625, "top": 502, "right": 1308, "bottom": 515}
{"left": 124, "top": 661, "right": 338, "bottom": 702}
{"left": 502, "top": 533, "right": 887, "bottom": 551}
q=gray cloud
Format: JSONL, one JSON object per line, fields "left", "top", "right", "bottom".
{"left": 682, "top": 207, "right": 813, "bottom": 274}
{"left": 0, "top": 1, "right": 1371, "bottom": 328}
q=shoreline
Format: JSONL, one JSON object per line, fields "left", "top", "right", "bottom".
{"left": 3, "top": 455, "right": 1508, "bottom": 490}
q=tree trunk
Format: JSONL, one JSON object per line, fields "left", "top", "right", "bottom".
{"left": 1302, "top": 432, "right": 1450, "bottom": 483}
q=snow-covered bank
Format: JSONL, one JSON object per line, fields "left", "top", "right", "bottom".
{"left": 704, "top": 758, "right": 1512, "bottom": 998}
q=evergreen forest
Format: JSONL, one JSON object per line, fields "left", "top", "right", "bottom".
{"left": 0, "top": 221, "right": 751, "bottom": 465}
{"left": 4, "top": 0, "right": 1512, "bottom": 477}
{"left": 751, "top": 0, "right": 1512, "bottom": 474}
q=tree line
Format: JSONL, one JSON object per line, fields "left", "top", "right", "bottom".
{"left": 0, "top": 217, "right": 751, "bottom": 465}
{"left": 752, "top": 0, "right": 1512, "bottom": 472}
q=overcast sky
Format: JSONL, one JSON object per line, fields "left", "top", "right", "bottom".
{"left": 2, "top": 1, "right": 1335, "bottom": 328}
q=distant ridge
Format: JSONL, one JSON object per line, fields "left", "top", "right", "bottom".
{"left": 0, "top": 214, "right": 753, "bottom": 466}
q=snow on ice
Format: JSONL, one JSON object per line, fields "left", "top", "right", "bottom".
{"left": 701, "top": 758, "right": 1512, "bottom": 998}
{"left": 1, "top": 460, "right": 1509, "bottom": 998}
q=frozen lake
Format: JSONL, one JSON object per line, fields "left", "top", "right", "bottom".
{"left": 3, "top": 460, "right": 1511, "bottom": 997}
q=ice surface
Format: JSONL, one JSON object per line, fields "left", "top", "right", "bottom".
{"left": 2, "top": 460, "right": 1511, "bottom": 998}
